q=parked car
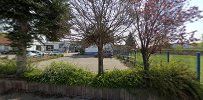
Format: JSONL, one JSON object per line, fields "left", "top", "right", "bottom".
{"left": 27, "top": 51, "right": 38, "bottom": 57}
{"left": 35, "top": 50, "right": 44, "bottom": 56}
{"left": 26, "top": 50, "right": 44, "bottom": 57}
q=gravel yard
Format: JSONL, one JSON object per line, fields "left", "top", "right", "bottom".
{"left": 36, "top": 53, "right": 127, "bottom": 72}
{"left": 0, "top": 54, "right": 15, "bottom": 59}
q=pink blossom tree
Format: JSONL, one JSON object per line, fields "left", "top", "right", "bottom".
{"left": 128, "top": 0, "right": 202, "bottom": 71}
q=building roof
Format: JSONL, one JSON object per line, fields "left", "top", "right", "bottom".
{"left": 0, "top": 37, "right": 12, "bottom": 45}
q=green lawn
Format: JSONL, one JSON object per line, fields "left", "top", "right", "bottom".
{"left": 131, "top": 53, "right": 203, "bottom": 83}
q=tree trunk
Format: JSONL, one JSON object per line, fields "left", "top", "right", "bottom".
{"left": 141, "top": 50, "right": 149, "bottom": 71}
{"left": 141, "top": 49, "right": 150, "bottom": 87}
{"left": 16, "top": 20, "right": 29, "bottom": 76}
{"left": 98, "top": 44, "right": 104, "bottom": 75}
{"left": 16, "top": 46, "right": 27, "bottom": 76}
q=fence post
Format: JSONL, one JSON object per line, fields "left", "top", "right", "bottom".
{"left": 134, "top": 50, "right": 137, "bottom": 66}
{"left": 167, "top": 51, "right": 170, "bottom": 63}
{"left": 196, "top": 52, "right": 201, "bottom": 82}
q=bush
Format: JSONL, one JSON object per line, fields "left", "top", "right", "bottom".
{"left": 145, "top": 62, "right": 201, "bottom": 99}
{"left": 24, "top": 62, "right": 95, "bottom": 85}
{"left": 91, "top": 69, "right": 143, "bottom": 88}
{"left": 0, "top": 59, "right": 17, "bottom": 75}
{"left": 22, "top": 61, "right": 203, "bottom": 99}
{"left": 79, "top": 49, "right": 85, "bottom": 55}
{"left": 91, "top": 62, "right": 203, "bottom": 99}
{"left": 54, "top": 54, "right": 64, "bottom": 58}
{"left": 23, "top": 68, "right": 43, "bottom": 82}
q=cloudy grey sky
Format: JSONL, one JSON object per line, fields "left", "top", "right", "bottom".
{"left": 187, "top": 0, "right": 203, "bottom": 40}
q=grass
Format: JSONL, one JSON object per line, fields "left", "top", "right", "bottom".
{"left": 131, "top": 53, "right": 203, "bottom": 83}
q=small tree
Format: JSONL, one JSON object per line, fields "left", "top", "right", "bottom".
{"left": 70, "top": 0, "right": 130, "bottom": 74}
{"left": 128, "top": 0, "right": 202, "bottom": 71}
{"left": 0, "top": 0, "right": 71, "bottom": 75}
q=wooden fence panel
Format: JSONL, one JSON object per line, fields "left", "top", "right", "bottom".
{"left": 0, "top": 79, "right": 161, "bottom": 100}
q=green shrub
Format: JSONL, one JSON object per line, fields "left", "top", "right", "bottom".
{"left": 56, "top": 54, "right": 64, "bottom": 57}
{"left": 79, "top": 49, "right": 85, "bottom": 55}
{"left": 91, "top": 69, "right": 143, "bottom": 88}
{"left": 145, "top": 61, "right": 200, "bottom": 99}
{"left": 40, "top": 62, "right": 94, "bottom": 85}
{"left": 52, "top": 54, "right": 64, "bottom": 58}
{"left": 91, "top": 62, "right": 202, "bottom": 99}
{"left": 23, "top": 68, "right": 43, "bottom": 82}
{"left": 0, "top": 59, "right": 17, "bottom": 75}
{"left": 21, "top": 61, "right": 203, "bottom": 99}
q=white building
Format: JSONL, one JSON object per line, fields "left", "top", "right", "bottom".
{"left": 27, "top": 36, "right": 70, "bottom": 53}
{"left": 85, "top": 44, "right": 113, "bottom": 55}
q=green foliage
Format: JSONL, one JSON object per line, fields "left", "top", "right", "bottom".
{"left": 79, "top": 48, "right": 85, "bottom": 55}
{"left": 146, "top": 62, "right": 197, "bottom": 98}
{"left": 0, "top": 0, "right": 71, "bottom": 75}
{"left": 41, "top": 62, "right": 94, "bottom": 85}
{"left": 55, "top": 54, "right": 64, "bottom": 58}
{"left": 90, "top": 62, "right": 202, "bottom": 99}
{"left": 23, "top": 68, "right": 43, "bottom": 82}
{"left": 0, "top": 59, "right": 17, "bottom": 75}
{"left": 36, "top": 0, "right": 72, "bottom": 41}
{"left": 24, "top": 62, "right": 95, "bottom": 85}
{"left": 91, "top": 69, "right": 143, "bottom": 88}
{"left": 0, "top": 0, "right": 72, "bottom": 47}
{"left": 128, "top": 52, "right": 203, "bottom": 82}
{"left": 3, "top": 61, "right": 200, "bottom": 99}
{"left": 194, "top": 84, "right": 203, "bottom": 100}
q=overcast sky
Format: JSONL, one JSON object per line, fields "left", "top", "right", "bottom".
{"left": 187, "top": 0, "right": 203, "bottom": 40}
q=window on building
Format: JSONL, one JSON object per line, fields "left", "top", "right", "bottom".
{"left": 59, "top": 44, "right": 63, "bottom": 48}
{"left": 36, "top": 45, "right": 41, "bottom": 51}
{"left": 46, "top": 45, "right": 54, "bottom": 51}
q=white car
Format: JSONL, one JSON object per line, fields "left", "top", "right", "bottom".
{"left": 27, "top": 51, "right": 38, "bottom": 57}
{"left": 27, "top": 50, "right": 44, "bottom": 57}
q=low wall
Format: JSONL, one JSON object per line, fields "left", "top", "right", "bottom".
{"left": 0, "top": 79, "right": 160, "bottom": 100}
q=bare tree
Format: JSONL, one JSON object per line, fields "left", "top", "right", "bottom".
{"left": 128, "top": 0, "right": 202, "bottom": 71}
{"left": 70, "top": 0, "right": 130, "bottom": 74}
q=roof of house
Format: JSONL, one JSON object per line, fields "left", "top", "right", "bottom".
{"left": 0, "top": 37, "right": 11, "bottom": 45}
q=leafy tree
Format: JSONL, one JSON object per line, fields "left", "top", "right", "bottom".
{"left": 0, "top": 0, "right": 71, "bottom": 75}
{"left": 70, "top": 0, "right": 130, "bottom": 74}
{"left": 128, "top": 0, "right": 202, "bottom": 71}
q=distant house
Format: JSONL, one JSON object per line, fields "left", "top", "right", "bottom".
{"left": 0, "top": 36, "right": 12, "bottom": 53}
{"left": 43, "top": 41, "right": 68, "bottom": 53}
{"left": 27, "top": 39, "right": 45, "bottom": 52}
{"left": 171, "top": 43, "right": 194, "bottom": 49}
{"left": 85, "top": 45, "right": 98, "bottom": 55}
{"left": 28, "top": 39, "right": 70, "bottom": 53}
{"left": 0, "top": 34, "right": 71, "bottom": 54}
{"left": 85, "top": 44, "right": 113, "bottom": 55}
